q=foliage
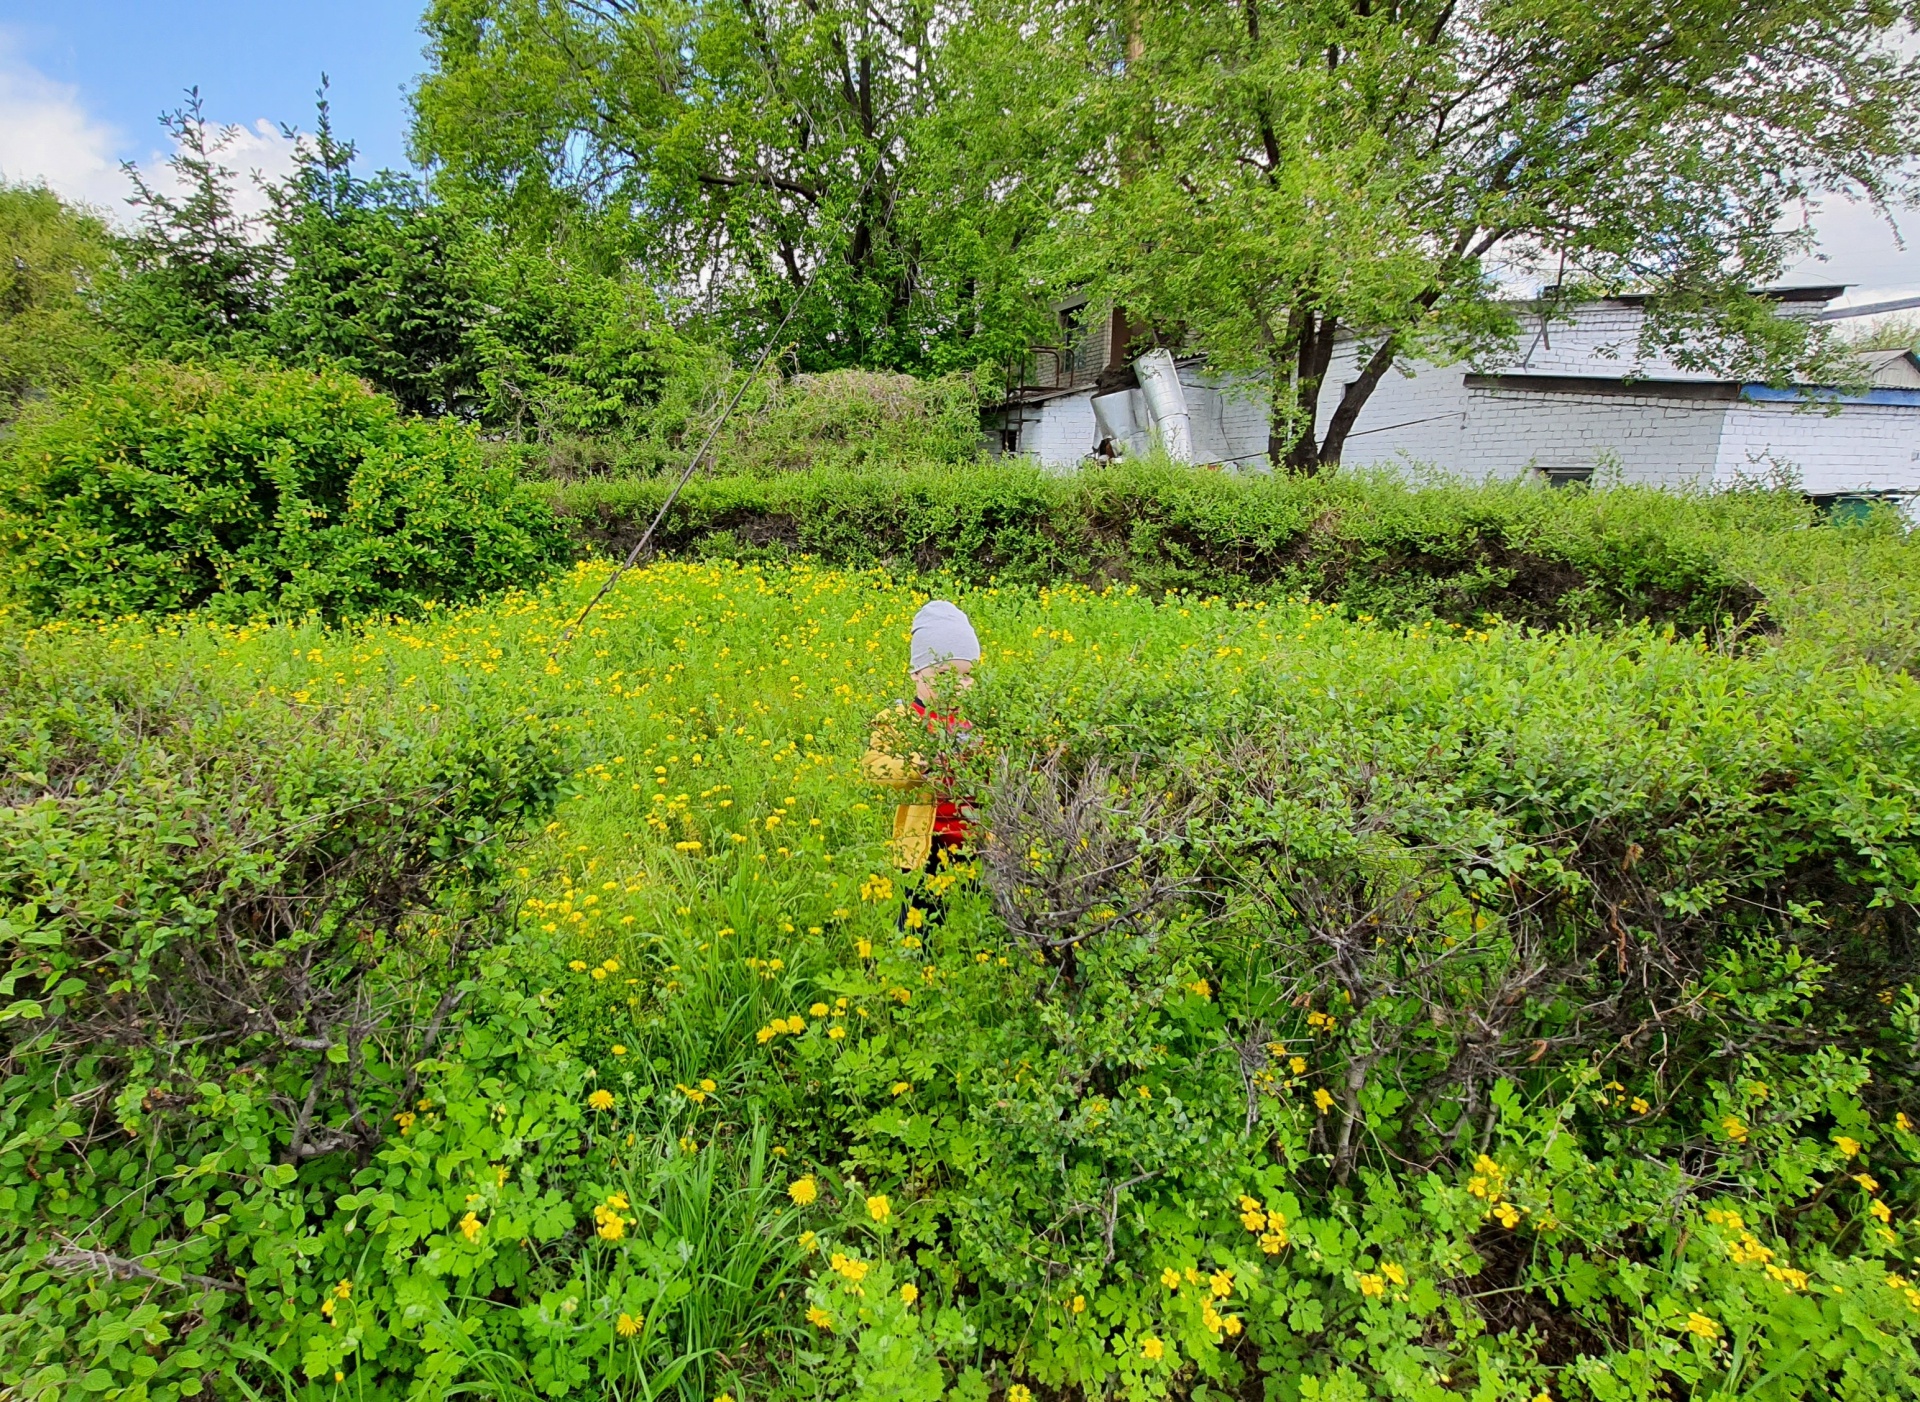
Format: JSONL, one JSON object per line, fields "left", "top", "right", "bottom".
{"left": 0, "top": 183, "right": 123, "bottom": 418}
{"left": 554, "top": 459, "right": 1920, "bottom": 652}
{"left": 412, "top": 0, "right": 1051, "bottom": 374}
{"left": 948, "top": 0, "right": 1920, "bottom": 466}
{"left": 3, "top": 560, "right": 1919, "bottom": 1399}
{"left": 0, "top": 360, "right": 572, "bottom": 621}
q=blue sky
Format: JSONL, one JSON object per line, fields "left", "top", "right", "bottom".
{"left": 0, "top": 1, "right": 425, "bottom": 214}
{"left": 1, "top": 1, "right": 1918, "bottom": 307}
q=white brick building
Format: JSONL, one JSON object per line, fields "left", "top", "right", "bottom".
{"left": 986, "top": 288, "right": 1920, "bottom": 506}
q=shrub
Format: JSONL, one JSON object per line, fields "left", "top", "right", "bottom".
{"left": 0, "top": 360, "right": 572, "bottom": 621}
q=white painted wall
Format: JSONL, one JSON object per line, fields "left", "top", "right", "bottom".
{"left": 997, "top": 297, "right": 1919, "bottom": 502}
{"left": 1714, "top": 401, "right": 1920, "bottom": 494}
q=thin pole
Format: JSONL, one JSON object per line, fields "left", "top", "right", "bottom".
{"left": 548, "top": 289, "right": 811, "bottom": 658}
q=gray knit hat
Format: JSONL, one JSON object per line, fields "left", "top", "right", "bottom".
{"left": 910, "top": 600, "right": 981, "bottom": 673}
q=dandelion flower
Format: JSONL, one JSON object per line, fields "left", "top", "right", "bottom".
{"left": 588, "top": 1089, "right": 616, "bottom": 1111}
{"left": 611, "top": 1044, "right": 627, "bottom": 1056}
{"left": 789, "top": 1176, "right": 819, "bottom": 1206}
{"left": 616, "top": 1312, "right": 642, "bottom": 1337}
{"left": 899, "top": 1282, "right": 918, "bottom": 1305}
{"left": 810, "top": 1002, "right": 829, "bottom": 1017}
{"left": 891, "top": 1081, "right": 910, "bottom": 1096}
{"left": 807, "top": 1306, "right": 834, "bottom": 1330}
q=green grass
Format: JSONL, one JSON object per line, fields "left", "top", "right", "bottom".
{"left": 8, "top": 557, "right": 1920, "bottom": 1400}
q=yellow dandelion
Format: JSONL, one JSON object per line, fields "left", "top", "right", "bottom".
{"left": 789, "top": 1175, "right": 819, "bottom": 1206}
{"left": 616, "top": 1312, "right": 642, "bottom": 1337}
{"left": 588, "top": 1089, "right": 615, "bottom": 1111}
{"left": 899, "top": 1282, "right": 919, "bottom": 1305}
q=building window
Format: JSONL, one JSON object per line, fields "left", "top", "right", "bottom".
{"left": 1536, "top": 466, "right": 1594, "bottom": 488}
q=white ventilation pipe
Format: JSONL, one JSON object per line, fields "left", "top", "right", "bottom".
{"left": 1092, "top": 389, "right": 1150, "bottom": 458}
{"left": 1134, "top": 348, "right": 1195, "bottom": 463}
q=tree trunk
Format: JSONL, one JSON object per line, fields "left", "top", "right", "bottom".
{"left": 1268, "top": 306, "right": 1337, "bottom": 472}
{"left": 1316, "top": 333, "right": 1400, "bottom": 467}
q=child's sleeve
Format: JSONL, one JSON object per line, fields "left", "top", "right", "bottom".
{"left": 859, "top": 706, "right": 925, "bottom": 789}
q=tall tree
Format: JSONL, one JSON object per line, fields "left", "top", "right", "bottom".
{"left": 110, "top": 92, "right": 277, "bottom": 359}
{"left": 0, "top": 184, "right": 121, "bottom": 416}
{"left": 411, "top": 0, "right": 1046, "bottom": 372}
{"left": 959, "top": 0, "right": 1920, "bottom": 468}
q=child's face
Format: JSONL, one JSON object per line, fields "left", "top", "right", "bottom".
{"left": 913, "top": 658, "right": 975, "bottom": 703}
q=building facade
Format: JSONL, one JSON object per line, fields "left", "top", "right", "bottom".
{"left": 985, "top": 288, "right": 1920, "bottom": 507}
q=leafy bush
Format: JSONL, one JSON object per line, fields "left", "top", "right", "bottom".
{"left": 0, "top": 361, "right": 572, "bottom": 621}
{"left": 5, "top": 563, "right": 1918, "bottom": 1400}
{"left": 559, "top": 460, "right": 1898, "bottom": 644}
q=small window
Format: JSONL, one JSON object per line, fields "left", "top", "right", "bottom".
{"left": 1537, "top": 466, "right": 1594, "bottom": 489}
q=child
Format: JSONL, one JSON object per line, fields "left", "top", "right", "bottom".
{"left": 861, "top": 600, "right": 980, "bottom": 882}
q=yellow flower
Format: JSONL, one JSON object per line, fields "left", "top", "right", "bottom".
{"left": 829, "top": 1025, "right": 846, "bottom": 1040}
{"left": 810, "top": 1002, "right": 829, "bottom": 1017}
{"left": 334, "top": 1279, "right": 353, "bottom": 1299}
{"left": 1209, "top": 1269, "right": 1233, "bottom": 1298}
{"left": 799, "top": 1230, "right": 818, "bottom": 1253}
{"left": 1721, "top": 1115, "right": 1748, "bottom": 1143}
{"left": 1356, "top": 1272, "right": 1385, "bottom": 1297}
{"left": 1259, "top": 1231, "right": 1286, "bottom": 1254}
{"left": 459, "top": 1212, "right": 482, "bottom": 1243}
{"left": 1070, "top": 1294, "right": 1086, "bottom": 1314}
{"left": 597, "top": 1214, "right": 627, "bottom": 1241}
{"left": 891, "top": 1081, "right": 911, "bottom": 1097}
{"left": 1009, "top": 1388, "right": 1033, "bottom": 1402}
{"left": 1871, "top": 1198, "right": 1893, "bottom": 1223}
{"left": 1382, "top": 1263, "right": 1406, "bottom": 1287}
{"left": 789, "top": 1176, "right": 819, "bottom": 1206}
{"left": 1160, "top": 1267, "right": 1181, "bottom": 1290}
{"left": 903, "top": 906, "right": 925, "bottom": 930}
{"left": 1685, "top": 1311, "right": 1721, "bottom": 1340}
{"left": 588, "top": 1089, "right": 615, "bottom": 1111}
{"left": 610, "top": 1044, "right": 627, "bottom": 1056}
{"left": 700, "top": 1077, "right": 717, "bottom": 1093}
{"left": 807, "top": 1305, "right": 834, "bottom": 1330}
{"left": 1630, "top": 1096, "right": 1650, "bottom": 1114}
{"left": 1493, "top": 1202, "right": 1521, "bottom": 1229}
{"left": 1188, "top": 979, "right": 1211, "bottom": 999}
{"left": 1834, "top": 1135, "right": 1862, "bottom": 1158}
{"left": 1288, "top": 1056, "right": 1307, "bottom": 1075}
{"left": 569, "top": 960, "right": 587, "bottom": 971}
{"left": 1857, "top": 1173, "right": 1881, "bottom": 1192}
{"left": 616, "top": 1312, "right": 642, "bottom": 1337}
{"left": 867, "top": 1193, "right": 892, "bottom": 1223}
{"left": 1313, "top": 1088, "right": 1334, "bottom": 1114}
{"left": 1140, "top": 1335, "right": 1165, "bottom": 1360}
{"left": 605, "top": 1191, "right": 630, "bottom": 1211}
{"left": 899, "top": 1282, "right": 919, "bottom": 1305}
{"left": 1901, "top": 1112, "right": 1913, "bottom": 1133}
{"left": 855, "top": 938, "right": 873, "bottom": 959}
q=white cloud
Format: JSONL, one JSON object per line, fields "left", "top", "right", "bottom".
{"left": 0, "top": 36, "right": 130, "bottom": 212}
{"left": 0, "top": 33, "right": 301, "bottom": 226}
{"left": 1784, "top": 195, "right": 1920, "bottom": 306}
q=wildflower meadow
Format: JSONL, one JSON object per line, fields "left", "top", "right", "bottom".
{"left": 5, "top": 553, "right": 1920, "bottom": 1401}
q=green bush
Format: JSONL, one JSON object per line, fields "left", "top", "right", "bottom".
{"left": 558, "top": 461, "right": 1829, "bottom": 632}
{"left": 7, "top": 565, "right": 1918, "bottom": 1400}
{"left": 0, "top": 360, "right": 572, "bottom": 621}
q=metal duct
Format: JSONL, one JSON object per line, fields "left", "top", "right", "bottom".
{"left": 1134, "top": 348, "right": 1195, "bottom": 462}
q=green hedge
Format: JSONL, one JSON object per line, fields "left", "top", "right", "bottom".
{"left": 557, "top": 462, "right": 1827, "bottom": 635}
{"left": 2, "top": 361, "right": 573, "bottom": 622}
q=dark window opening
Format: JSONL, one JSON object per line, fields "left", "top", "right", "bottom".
{"left": 1536, "top": 466, "right": 1594, "bottom": 488}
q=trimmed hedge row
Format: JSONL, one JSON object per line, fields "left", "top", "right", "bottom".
{"left": 556, "top": 462, "right": 1816, "bottom": 632}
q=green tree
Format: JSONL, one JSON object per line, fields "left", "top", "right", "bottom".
{"left": 0, "top": 184, "right": 122, "bottom": 416}
{"left": 962, "top": 0, "right": 1920, "bottom": 468}
{"left": 411, "top": 0, "right": 1045, "bottom": 374}
{"left": 109, "top": 91, "right": 275, "bottom": 359}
